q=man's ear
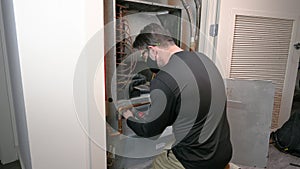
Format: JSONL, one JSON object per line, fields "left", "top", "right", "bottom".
{"left": 148, "top": 46, "right": 157, "bottom": 60}
{"left": 148, "top": 46, "right": 155, "bottom": 51}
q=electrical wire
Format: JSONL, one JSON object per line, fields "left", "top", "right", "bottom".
{"left": 194, "top": 0, "right": 202, "bottom": 51}
{"left": 180, "top": 0, "right": 195, "bottom": 50}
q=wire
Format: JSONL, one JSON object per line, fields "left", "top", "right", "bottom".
{"left": 194, "top": 0, "right": 202, "bottom": 51}
{"left": 180, "top": 0, "right": 194, "bottom": 50}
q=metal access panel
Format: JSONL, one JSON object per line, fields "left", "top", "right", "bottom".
{"left": 226, "top": 79, "right": 275, "bottom": 168}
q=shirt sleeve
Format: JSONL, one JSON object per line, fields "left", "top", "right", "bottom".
{"left": 126, "top": 77, "right": 178, "bottom": 138}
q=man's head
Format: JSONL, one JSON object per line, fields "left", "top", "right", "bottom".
{"left": 133, "top": 23, "right": 178, "bottom": 68}
{"left": 133, "top": 23, "right": 175, "bottom": 49}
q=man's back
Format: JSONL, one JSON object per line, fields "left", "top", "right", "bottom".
{"left": 125, "top": 23, "right": 232, "bottom": 169}
{"left": 154, "top": 51, "right": 232, "bottom": 169}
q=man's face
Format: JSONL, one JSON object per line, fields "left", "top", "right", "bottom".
{"left": 151, "top": 47, "right": 169, "bottom": 68}
{"left": 139, "top": 48, "right": 160, "bottom": 72}
{"left": 140, "top": 48, "right": 149, "bottom": 62}
{"left": 140, "top": 47, "right": 167, "bottom": 68}
{"left": 147, "top": 47, "right": 167, "bottom": 68}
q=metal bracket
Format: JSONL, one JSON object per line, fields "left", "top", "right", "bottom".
{"left": 294, "top": 43, "right": 300, "bottom": 50}
{"left": 209, "top": 24, "right": 219, "bottom": 37}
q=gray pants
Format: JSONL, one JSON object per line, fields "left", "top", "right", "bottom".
{"left": 151, "top": 149, "right": 231, "bottom": 169}
{"left": 152, "top": 150, "right": 185, "bottom": 169}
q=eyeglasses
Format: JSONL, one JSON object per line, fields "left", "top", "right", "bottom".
{"left": 141, "top": 49, "right": 149, "bottom": 59}
{"left": 137, "top": 49, "right": 149, "bottom": 63}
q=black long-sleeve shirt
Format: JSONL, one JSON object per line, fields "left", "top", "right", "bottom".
{"left": 127, "top": 51, "right": 232, "bottom": 169}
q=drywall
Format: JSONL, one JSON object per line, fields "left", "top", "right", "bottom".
{"left": 9, "top": 0, "right": 106, "bottom": 168}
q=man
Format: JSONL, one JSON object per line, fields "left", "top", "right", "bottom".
{"left": 122, "top": 23, "right": 232, "bottom": 169}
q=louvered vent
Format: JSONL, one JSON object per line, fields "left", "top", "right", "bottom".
{"left": 230, "top": 15, "right": 293, "bottom": 128}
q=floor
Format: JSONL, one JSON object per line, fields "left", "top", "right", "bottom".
{"left": 239, "top": 145, "right": 300, "bottom": 169}
{"left": 238, "top": 96, "right": 300, "bottom": 169}
{"left": 265, "top": 145, "right": 300, "bottom": 169}
{"left": 0, "top": 160, "right": 21, "bottom": 169}
{"left": 1, "top": 145, "right": 299, "bottom": 169}
{"left": 126, "top": 144, "right": 300, "bottom": 169}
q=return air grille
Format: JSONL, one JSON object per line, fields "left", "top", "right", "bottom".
{"left": 230, "top": 15, "right": 293, "bottom": 128}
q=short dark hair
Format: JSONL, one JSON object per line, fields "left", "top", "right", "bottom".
{"left": 133, "top": 23, "right": 175, "bottom": 49}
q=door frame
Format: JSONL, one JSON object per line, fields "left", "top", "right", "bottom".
{"left": 0, "top": 0, "right": 19, "bottom": 163}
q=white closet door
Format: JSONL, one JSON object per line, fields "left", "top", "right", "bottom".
{"left": 229, "top": 15, "right": 293, "bottom": 128}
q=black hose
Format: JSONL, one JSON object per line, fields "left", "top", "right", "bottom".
{"left": 194, "top": 0, "right": 201, "bottom": 8}
{"left": 194, "top": 0, "right": 202, "bottom": 51}
{"left": 180, "top": 0, "right": 194, "bottom": 47}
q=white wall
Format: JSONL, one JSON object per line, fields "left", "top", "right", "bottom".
{"left": 198, "top": 0, "right": 220, "bottom": 61}
{"left": 85, "top": 0, "right": 107, "bottom": 168}
{"left": 10, "top": 0, "right": 106, "bottom": 168}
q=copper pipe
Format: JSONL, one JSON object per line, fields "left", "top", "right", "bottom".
{"left": 118, "top": 115, "right": 123, "bottom": 133}
{"left": 118, "top": 101, "right": 151, "bottom": 112}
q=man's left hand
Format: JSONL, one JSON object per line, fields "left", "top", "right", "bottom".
{"left": 123, "top": 109, "right": 134, "bottom": 119}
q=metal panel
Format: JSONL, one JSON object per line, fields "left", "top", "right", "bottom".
{"left": 226, "top": 79, "right": 275, "bottom": 168}
{"left": 230, "top": 15, "right": 293, "bottom": 128}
